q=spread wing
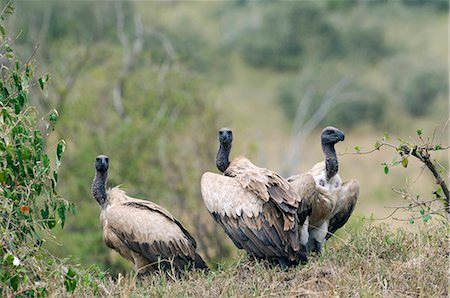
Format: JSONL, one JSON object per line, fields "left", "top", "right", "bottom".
{"left": 105, "top": 192, "right": 206, "bottom": 269}
{"left": 224, "top": 157, "right": 299, "bottom": 230}
{"left": 201, "top": 172, "right": 299, "bottom": 261}
{"left": 326, "top": 179, "right": 359, "bottom": 240}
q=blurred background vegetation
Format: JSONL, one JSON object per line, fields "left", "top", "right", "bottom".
{"left": 6, "top": 0, "right": 448, "bottom": 275}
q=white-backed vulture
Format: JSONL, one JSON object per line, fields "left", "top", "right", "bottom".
{"left": 287, "top": 126, "right": 359, "bottom": 253}
{"left": 91, "top": 155, "right": 208, "bottom": 275}
{"left": 201, "top": 128, "right": 309, "bottom": 267}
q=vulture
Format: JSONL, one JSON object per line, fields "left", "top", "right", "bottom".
{"left": 201, "top": 128, "right": 309, "bottom": 267}
{"left": 91, "top": 155, "right": 208, "bottom": 276}
{"left": 287, "top": 126, "right": 359, "bottom": 254}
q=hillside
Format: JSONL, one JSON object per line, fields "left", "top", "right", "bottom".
{"left": 49, "top": 224, "right": 448, "bottom": 297}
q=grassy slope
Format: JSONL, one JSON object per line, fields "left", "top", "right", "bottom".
{"left": 57, "top": 224, "right": 448, "bottom": 297}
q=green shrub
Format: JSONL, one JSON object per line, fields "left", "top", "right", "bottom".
{"left": 344, "top": 25, "right": 389, "bottom": 63}
{"left": 240, "top": 3, "right": 341, "bottom": 70}
{"left": 0, "top": 5, "right": 99, "bottom": 296}
{"left": 402, "top": 71, "right": 446, "bottom": 116}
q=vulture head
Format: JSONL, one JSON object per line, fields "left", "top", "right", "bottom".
{"left": 95, "top": 154, "right": 109, "bottom": 173}
{"left": 218, "top": 127, "right": 233, "bottom": 146}
{"left": 320, "top": 126, "right": 345, "bottom": 181}
{"left": 216, "top": 127, "right": 233, "bottom": 173}
{"left": 321, "top": 126, "right": 345, "bottom": 147}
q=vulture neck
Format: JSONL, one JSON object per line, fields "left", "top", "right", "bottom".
{"left": 322, "top": 143, "right": 338, "bottom": 181}
{"left": 92, "top": 171, "right": 108, "bottom": 207}
{"left": 216, "top": 142, "right": 231, "bottom": 173}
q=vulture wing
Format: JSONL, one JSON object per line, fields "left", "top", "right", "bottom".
{"left": 105, "top": 189, "right": 207, "bottom": 270}
{"left": 201, "top": 172, "right": 300, "bottom": 261}
{"left": 224, "top": 157, "right": 299, "bottom": 231}
{"left": 326, "top": 179, "right": 359, "bottom": 240}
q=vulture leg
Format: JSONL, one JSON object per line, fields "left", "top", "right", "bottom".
{"left": 308, "top": 221, "right": 329, "bottom": 254}
{"left": 277, "top": 256, "right": 297, "bottom": 269}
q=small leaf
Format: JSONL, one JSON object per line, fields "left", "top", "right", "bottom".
{"left": 38, "top": 74, "right": 49, "bottom": 90}
{"left": 41, "top": 203, "right": 49, "bottom": 219}
{"left": 56, "top": 140, "right": 65, "bottom": 162}
{"left": 419, "top": 208, "right": 425, "bottom": 216}
{"left": 354, "top": 146, "right": 360, "bottom": 153}
{"left": 374, "top": 141, "right": 381, "bottom": 150}
{"left": 58, "top": 203, "right": 66, "bottom": 228}
{"left": 423, "top": 214, "right": 432, "bottom": 222}
{"left": 384, "top": 165, "right": 389, "bottom": 175}
{"left": 0, "top": 24, "right": 5, "bottom": 36}
{"left": 10, "top": 274, "right": 19, "bottom": 291}
{"left": 434, "top": 144, "right": 442, "bottom": 150}
{"left": 401, "top": 157, "right": 408, "bottom": 168}
{"left": 383, "top": 132, "right": 390, "bottom": 141}
{"left": 3, "top": 253, "right": 14, "bottom": 264}
{"left": 47, "top": 217, "right": 56, "bottom": 229}
{"left": 49, "top": 109, "right": 58, "bottom": 124}
{"left": 416, "top": 128, "right": 423, "bottom": 136}
{"left": 409, "top": 218, "right": 415, "bottom": 224}
{"left": 65, "top": 267, "right": 78, "bottom": 293}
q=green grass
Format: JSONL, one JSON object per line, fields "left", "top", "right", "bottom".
{"left": 48, "top": 223, "right": 448, "bottom": 297}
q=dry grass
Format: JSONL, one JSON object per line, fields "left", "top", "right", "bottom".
{"left": 54, "top": 223, "right": 448, "bottom": 297}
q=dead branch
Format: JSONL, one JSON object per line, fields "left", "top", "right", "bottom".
{"left": 113, "top": 2, "right": 144, "bottom": 120}
{"left": 282, "top": 75, "right": 353, "bottom": 175}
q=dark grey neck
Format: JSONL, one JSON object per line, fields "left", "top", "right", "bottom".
{"left": 92, "top": 172, "right": 108, "bottom": 207}
{"left": 322, "top": 143, "right": 338, "bottom": 181}
{"left": 216, "top": 143, "right": 231, "bottom": 173}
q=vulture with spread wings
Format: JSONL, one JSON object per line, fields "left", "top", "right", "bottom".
{"left": 201, "top": 128, "right": 309, "bottom": 267}
{"left": 92, "top": 155, "right": 207, "bottom": 276}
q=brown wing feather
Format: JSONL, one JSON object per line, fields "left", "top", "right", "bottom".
{"left": 326, "top": 179, "right": 359, "bottom": 240}
{"left": 201, "top": 172, "right": 300, "bottom": 261}
{"left": 224, "top": 157, "right": 298, "bottom": 230}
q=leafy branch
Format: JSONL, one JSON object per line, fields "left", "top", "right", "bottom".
{"left": 343, "top": 127, "right": 449, "bottom": 219}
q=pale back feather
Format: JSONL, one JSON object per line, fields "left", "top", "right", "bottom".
{"left": 101, "top": 187, "right": 198, "bottom": 263}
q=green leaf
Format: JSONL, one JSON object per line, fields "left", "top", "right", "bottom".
{"left": 401, "top": 157, "right": 408, "bottom": 168}
{"left": 10, "top": 274, "right": 19, "bottom": 291}
{"left": 419, "top": 208, "right": 425, "bottom": 215}
{"left": 56, "top": 140, "right": 65, "bottom": 162}
{"left": 416, "top": 128, "right": 423, "bottom": 136}
{"left": 47, "top": 217, "right": 56, "bottom": 229}
{"left": 65, "top": 267, "right": 78, "bottom": 293}
{"left": 38, "top": 74, "right": 49, "bottom": 90}
{"left": 374, "top": 141, "right": 381, "bottom": 150}
{"left": 3, "top": 253, "right": 14, "bottom": 265}
{"left": 409, "top": 218, "right": 415, "bottom": 224}
{"left": 384, "top": 165, "right": 389, "bottom": 175}
{"left": 423, "top": 214, "right": 432, "bottom": 222}
{"left": 354, "top": 146, "right": 360, "bottom": 153}
{"left": 49, "top": 110, "right": 58, "bottom": 124}
{"left": 41, "top": 203, "right": 49, "bottom": 219}
{"left": 0, "top": 24, "right": 5, "bottom": 36}
{"left": 58, "top": 203, "right": 66, "bottom": 228}
{"left": 434, "top": 144, "right": 442, "bottom": 150}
